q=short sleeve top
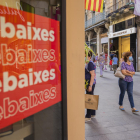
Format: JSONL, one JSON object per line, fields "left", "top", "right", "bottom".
{"left": 121, "top": 62, "right": 135, "bottom": 82}
{"left": 85, "top": 61, "right": 96, "bottom": 85}
{"left": 98, "top": 56, "right": 104, "bottom": 66}
{"left": 95, "top": 56, "right": 98, "bottom": 61}
{"left": 113, "top": 57, "right": 118, "bottom": 65}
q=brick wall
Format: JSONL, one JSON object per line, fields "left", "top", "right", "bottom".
{"left": 105, "top": 0, "right": 113, "bottom": 13}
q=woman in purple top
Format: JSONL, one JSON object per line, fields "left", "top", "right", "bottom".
{"left": 119, "top": 52, "right": 139, "bottom": 113}
{"left": 98, "top": 53, "right": 104, "bottom": 77}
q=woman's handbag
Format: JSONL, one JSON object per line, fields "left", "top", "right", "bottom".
{"left": 114, "top": 67, "right": 125, "bottom": 79}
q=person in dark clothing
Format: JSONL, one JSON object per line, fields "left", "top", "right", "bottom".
{"left": 85, "top": 51, "right": 96, "bottom": 122}
{"left": 110, "top": 52, "right": 114, "bottom": 60}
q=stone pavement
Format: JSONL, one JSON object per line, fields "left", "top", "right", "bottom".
{"left": 85, "top": 67, "right": 140, "bottom": 140}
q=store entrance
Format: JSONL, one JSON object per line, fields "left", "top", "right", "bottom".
{"left": 119, "top": 35, "right": 130, "bottom": 62}
{"left": 110, "top": 36, "right": 130, "bottom": 65}
{"left": 110, "top": 36, "right": 131, "bottom": 65}
{"left": 110, "top": 37, "right": 119, "bottom": 63}
{"left": 130, "top": 33, "right": 137, "bottom": 70}
{"left": 110, "top": 34, "right": 136, "bottom": 70}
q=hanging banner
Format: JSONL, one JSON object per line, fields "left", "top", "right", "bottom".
{"left": 134, "top": 0, "right": 140, "bottom": 16}
{"left": 0, "top": 5, "right": 61, "bottom": 129}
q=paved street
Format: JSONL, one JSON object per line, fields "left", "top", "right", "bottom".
{"left": 85, "top": 67, "right": 140, "bottom": 140}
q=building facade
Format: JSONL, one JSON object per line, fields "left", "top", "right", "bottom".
{"left": 106, "top": 0, "right": 139, "bottom": 71}
{"left": 85, "top": 6, "right": 108, "bottom": 57}
{"left": 85, "top": 0, "right": 140, "bottom": 72}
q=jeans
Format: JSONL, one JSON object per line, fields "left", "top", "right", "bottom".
{"left": 119, "top": 78, "right": 135, "bottom": 108}
{"left": 86, "top": 84, "right": 96, "bottom": 118}
{"left": 100, "top": 66, "right": 103, "bottom": 76}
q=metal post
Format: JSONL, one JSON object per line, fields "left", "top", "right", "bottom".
{"left": 108, "top": 38, "right": 110, "bottom": 66}
{"left": 136, "top": 38, "right": 137, "bottom": 71}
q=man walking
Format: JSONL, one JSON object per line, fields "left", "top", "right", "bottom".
{"left": 112, "top": 54, "right": 118, "bottom": 74}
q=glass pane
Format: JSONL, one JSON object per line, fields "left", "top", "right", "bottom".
{"left": 0, "top": 0, "right": 62, "bottom": 140}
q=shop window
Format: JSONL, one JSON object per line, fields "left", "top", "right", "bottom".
{"left": 115, "top": 21, "right": 125, "bottom": 32}
{"left": 114, "top": 18, "right": 135, "bottom": 32}
{"left": 127, "top": 18, "right": 135, "bottom": 29}
{"left": 128, "top": 19, "right": 132, "bottom": 27}
{"left": 0, "top": 0, "right": 63, "bottom": 140}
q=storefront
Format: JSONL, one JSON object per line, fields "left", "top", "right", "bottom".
{"left": 108, "top": 25, "right": 137, "bottom": 70}
{"left": 0, "top": 0, "right": 85, "bottom": 140}
{"left": 101, "top": 37, "right": 108, "bottom": 52}
{"left": 101, "top": 37, "right": 108, "bottom": 65}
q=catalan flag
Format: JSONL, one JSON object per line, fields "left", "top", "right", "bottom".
{"left": 85, "top": 0, "right": 104, "bottom": 12}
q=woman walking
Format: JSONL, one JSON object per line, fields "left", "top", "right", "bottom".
{"left": 85, "top": 51, "right": 96, "bottom": 122}
{"left": 119, "top": 52, "right": 139, "bottom": 113}
{"left": 98, "top": 53, "right": 104, "bottom": 77}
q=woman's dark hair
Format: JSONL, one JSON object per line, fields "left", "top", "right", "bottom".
{"left": 124, "top": 52, "right": 132, "bottom": 62}
{"left": 88, "top": 51, "right": 92, "bottom": 58}
{"left": 114, "top": 54, "right": 117, "bottom": 57}
{"left": 93, "top": 58, "right": 95, "bottom": 62}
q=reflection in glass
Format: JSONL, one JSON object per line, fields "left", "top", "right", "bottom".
{"left": 0, "top": 0, "right": 62, "bottom": 140}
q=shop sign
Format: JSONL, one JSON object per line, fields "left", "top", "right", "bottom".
{"left": 108, "top": 27, "right": 136, "bottom": 38}
{"left": 101, "top": 37, "right": 108, "bottom": 44}
{"left": 0, "top": 5, "right": 61, "bottom": 129}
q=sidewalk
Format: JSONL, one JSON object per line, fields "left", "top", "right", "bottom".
{"left": 85, "top": 67, "right": 140, "bottom": 140}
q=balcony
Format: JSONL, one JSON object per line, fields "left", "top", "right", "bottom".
{"left": 106, "top": 0, "right": 135, "bottom": 19}
{"left": 85, "top": 10, "right": 106, "bottom": 29}
{"left": 106, "top": 0, "right": 125, "bottom": 16}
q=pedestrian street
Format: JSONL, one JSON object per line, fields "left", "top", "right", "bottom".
{"left": 85, "top": 67, "right": 140, "bottom": 140}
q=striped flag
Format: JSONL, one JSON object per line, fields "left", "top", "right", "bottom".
{"left": 85, "top": 0, "right": 104, "bottom": 12}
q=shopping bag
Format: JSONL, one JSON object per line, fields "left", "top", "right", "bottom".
{"left": 114, "top": 67, "right": 125, "bottom": 79}
{"left": 85, "top": 94, "right": 99, "bottom": 110}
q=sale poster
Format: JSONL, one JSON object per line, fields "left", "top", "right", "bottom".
{"left": 0, "top": 5, "right": 61, "bottom": 129}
